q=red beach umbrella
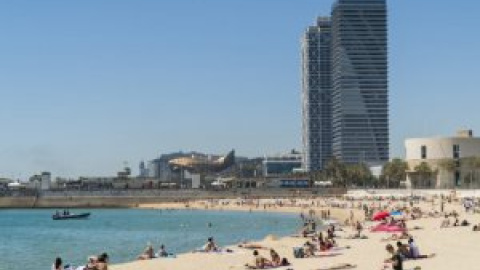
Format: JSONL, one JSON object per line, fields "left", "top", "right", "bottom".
{"left": 372, "top": 211, "right": 390, "bottom": 221}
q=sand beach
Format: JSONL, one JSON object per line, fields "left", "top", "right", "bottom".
{"left": 107, "top": 192, "right": 480, "bottom": 270}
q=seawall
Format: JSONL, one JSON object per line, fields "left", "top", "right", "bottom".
{"left": 0, "top": 188, "right": 346, "bottom": 208}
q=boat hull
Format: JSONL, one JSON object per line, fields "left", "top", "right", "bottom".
{"left": 52, "top": 213, "right": 91, "bottom": 220}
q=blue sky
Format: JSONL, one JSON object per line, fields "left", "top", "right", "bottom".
{"left": 0, "top": 0, "right": 479, "bottom": 178}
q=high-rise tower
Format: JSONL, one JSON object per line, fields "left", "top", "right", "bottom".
{"left": 301, "top": 17, "right": 333, "bottom": 172}
{"left": 301, "top": 0, "right": 389, "bottom": 170}
{"left": 331, "top": 0, "right": 389, "bottom": 165}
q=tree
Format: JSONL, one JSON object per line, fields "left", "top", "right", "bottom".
{"left": 324, "top": 158, "right": 348, "bottom": 187}
{"left": 381, "top": 158, "right": 408, "bottom": 188}
{"left": 413, "top": 162, "right": 435, "bottom": 188}
{"left": 346, "top": 163, "right": 372, "bottom": 188}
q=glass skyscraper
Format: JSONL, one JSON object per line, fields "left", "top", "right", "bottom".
{"left": 301, "top": 17, "right": 333, "bottom": 172}
{"left": 302, "top": 0, "right": 389, "bottom": 171}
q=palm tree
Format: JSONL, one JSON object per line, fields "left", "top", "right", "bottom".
{"left": 324, "top": 158, "right": 347, "bottom": 187}
{"left": 381, "top": 158, "right": 408, "bottom": 188}
{"left": 346, "top": 163, "right": 372, "bottom": 188}
{"left": 413, "top": 162, "right": 434, "bottom": 188}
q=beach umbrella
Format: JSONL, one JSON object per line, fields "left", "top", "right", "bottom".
{"left": 372, "top": 211, "right": 390, "bottom": 221}
{"left": 390, "top": 211, "right": 403, "bottom": 216}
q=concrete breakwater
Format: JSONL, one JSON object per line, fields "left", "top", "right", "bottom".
{"left": 0, "top": 188, "right": 346, "bottom": 208}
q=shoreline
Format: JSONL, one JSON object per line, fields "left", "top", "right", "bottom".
{"left": 111, "top": 200, "right": 362, "bottom": 270}
{"left": 110, "top": 197, "right": 479, "bottom": 270}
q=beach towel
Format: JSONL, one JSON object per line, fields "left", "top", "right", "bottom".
{"left": 314, "top": 252, "right": 342, "bottom": 258}
{"left": 193, "top": 248, "right": 234, "bottom": 254}
{"left": 246, "top": 265, "right": 290, "bottom": 270}
{"left": 155, "top": 253, "right": 177, "bottom": 258}
{"left": 371, "top": 224, "right": 405, "bottom": 233}
{"left": 315, "top": 264, "right": 356, "bottom": 270}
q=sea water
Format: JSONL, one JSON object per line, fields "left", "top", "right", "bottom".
{"left": 0, "top": 209, "right": 300, "bottom": 270}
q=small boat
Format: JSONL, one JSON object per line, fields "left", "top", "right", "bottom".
{"left": 52, "top": 212, "right": 91, "bottom": 220}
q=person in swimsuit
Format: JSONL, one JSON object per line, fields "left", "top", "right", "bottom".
{"left": 269, "top": 249, "right": 281, "bottom": 266}
{"left": 204, "top": 237, "right": 219, "bottom": 252}
{"left": 52, "top": 257, "right": 62, "bottom": 270}
{"left": 96, "top": 253, "right": 109, "bottom": 270}
{"left": 245, "top": 250, "right": 272, "bottom": 269}
{"left": 137, "top": 244, "right": 154, "bottom": 260}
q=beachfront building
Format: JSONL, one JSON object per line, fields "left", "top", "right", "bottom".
{"left": 262, "top": 150, "right": 303, "bottom": 177}
{"left": 405, "top": 130, "right": 480, "bottom": 189}
{"left": 301, "top": 0, "right": 389, "bottom": 172}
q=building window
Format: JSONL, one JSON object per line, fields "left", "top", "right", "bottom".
{"left": 421, "top": 145, "right": 427, "bottom": 159}
{"left": 453, "top": 144, "right": 460, "bottom": 159}
{"left": 455, "top": 171, "right": 461, "bottom": 187}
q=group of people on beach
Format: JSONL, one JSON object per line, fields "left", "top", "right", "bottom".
{"left": 137, "top": 243, "right": 169, "bottom": 260}
{"left": 245, "top": 249, "right": 291, "bottom": 269}
{"left": 53, "top": 253, "right": 109, "bottom": 270}
{"left": 51, "top": 193, "right": 480, "bottom": 270}
{"left": 383, "top": 237, "right": 434, "bottom": 270}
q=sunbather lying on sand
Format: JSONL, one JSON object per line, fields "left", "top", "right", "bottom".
{"left": 314, "top": 263, "right": 356, "bottom": 270}
{"left": 238, "top": 242, "right": 269, "bottom": 250}
{"left": 344, "top": 234, "right": 368, "bottom": 239}
{"left": 381, "top": 232, "right": 410, "bottom": 242}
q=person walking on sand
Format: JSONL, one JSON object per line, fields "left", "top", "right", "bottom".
{"left": 355, "top": 221, "right": 363, "bottom": 238}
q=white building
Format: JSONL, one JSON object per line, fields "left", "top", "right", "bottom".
{"left": 40, "top": 172, "right": 52, "bottom": 190}
{"left": 405, "top": 130, "right": 480, "bottom": 188}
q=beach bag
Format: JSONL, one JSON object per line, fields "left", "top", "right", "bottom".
{"left": 293, "top": 247, "right": 304, "bottom": 258}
